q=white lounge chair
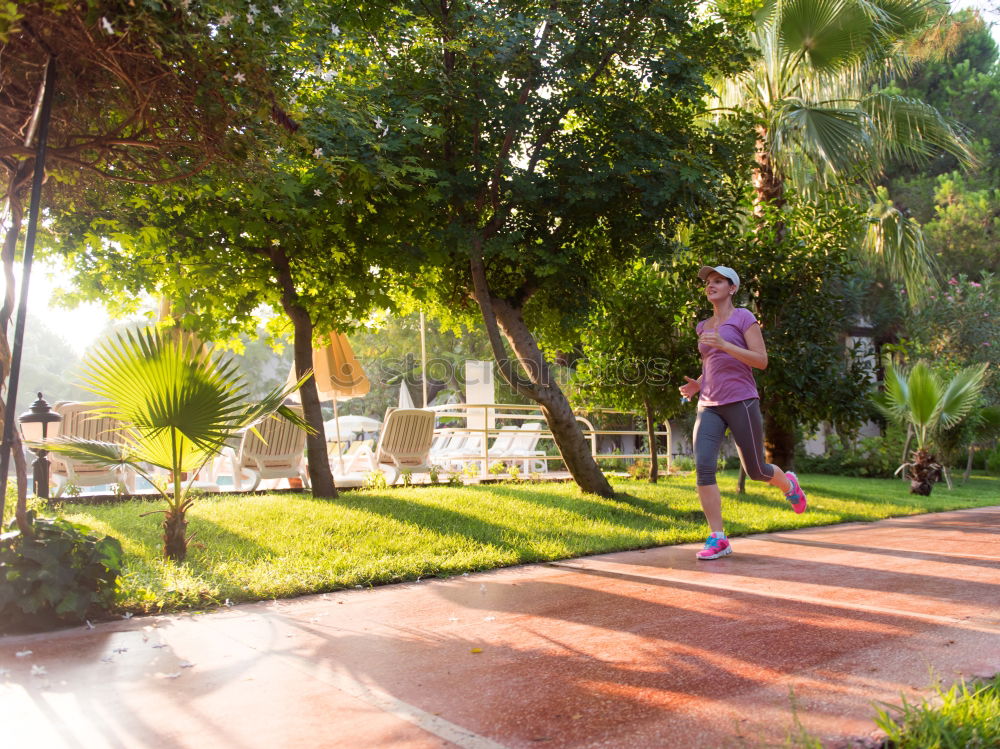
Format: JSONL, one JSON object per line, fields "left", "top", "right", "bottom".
{"left": 488, "top": 426, "right": 521, "bottom": 455}
{"left": 346, "top": 408, "right": 435, "bottom": 485}
{"left": 50, "top": 402, "right": 136, "bottom": 497}
{"left": 442, "top": 434, "right": 486, "bottom": 470}
{"left": 498, "top": 422, "right": 548, "bottom": 473}
{"left": 230, "top": 407, "right": 310, "bottom": 491}
{"left": 429, "top": 432, "right": 468, "bottom": 466}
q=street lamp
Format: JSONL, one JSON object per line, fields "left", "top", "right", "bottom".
{"left": 18, "top": 392, "right": 62, "bottom": 499}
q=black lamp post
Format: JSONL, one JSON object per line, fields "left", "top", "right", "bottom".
{"left": 18, "top": 393, "right": 62, "bottom": 499}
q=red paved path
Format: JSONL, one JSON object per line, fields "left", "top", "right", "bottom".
{"left": 2, "top": 506, "right": 998, "bottom": 748}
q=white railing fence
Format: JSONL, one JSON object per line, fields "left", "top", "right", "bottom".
{"left": 423, "top": 402, "right": 676, "bottom": 478}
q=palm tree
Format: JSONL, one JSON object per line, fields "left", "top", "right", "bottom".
{"left": 874, "top": 360, "right": 987, "bottom": 494}
{"left": 714, "top": 0, "right": 975, "bottom": 292}
{"left": 42, "top": 328, "right": 308, "bottom": 561}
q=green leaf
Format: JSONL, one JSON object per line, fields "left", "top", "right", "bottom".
{"left": 779, "top": 0, "right": 873, "bottom": 72}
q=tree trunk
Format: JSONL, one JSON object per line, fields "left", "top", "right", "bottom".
{"left": 738, "top": 466, "right": 747, "bottom": 495}
{"left": 752, "top": 126, "right": 786, "bottom": 232}
{"left": 1, "top": 177, "right": 34, "bottom": 533}
{"left": 901, "top": 424, "right": 913, "bottom": 481}
{"left": 477, "top": 293, "right": 613, "bottom": 497}
{"left": 270, "top": 247, "right": 336, "bottom": 498}
{"left": 963, "top": 446, "right": 973, "bottom": 485}
{"left": 163, "top": 506, "right": 188, "bottom": 562}
{"left": 493, "top": 298, "right": 612, "bottom": 495}
{"left": 762, "top": 399, "right": 796, "bottom": 469}
{"left": 644, "top": 398, "right": 658, "bottom": 484}
{"left": 664, "top": 420, "right": 673, "bottom": 475}
{"left": 754, "top": 131, "right": 800, "bottom": 467}
{"left": 907, "top": 448, "right": 941, "bottom": 495}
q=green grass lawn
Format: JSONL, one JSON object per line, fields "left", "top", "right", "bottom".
{"left": 49, "top": 472, "right": 1000, "bottom": 613}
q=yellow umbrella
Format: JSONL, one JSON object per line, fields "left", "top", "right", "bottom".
{"left": 288, "top": 332, "right": 370, "bottom": 471}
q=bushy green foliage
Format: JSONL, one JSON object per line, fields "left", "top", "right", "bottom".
{"left": 796, "top": 429, "right": 907, "bottom": 478}
{"left": 874, "top": 675, "right": 1000, "bottom": 748}
{"left": 0, "top": 512, "right": 123, "bottom": 629}
{"left": 689, "top": 193, "right": 876, "bottom": 465}
{"left": 986, "top": 447, "right": 1000, "bottom": 476}
{"left": 627, "top": 459, "right": 651, "bottom": 480}
{"left": 673, "top": 455, "right": 696, "bottom": 472}
{"left": 893, "top": 273, "right": 1000, "bottom": 402}
{"left": 884, "top": 11, "right": 1000, "bottom": 282}
{"left": 574, "top": 257, "right": 703, "bottom": 424}
{"left": 2, "top": 487, "right": 47, "bottom": 528}
{"left": 924, "top": 174, "right": 1000, "bottom": 279}
{"left": 43, "top": 328, "right": 306, "bottom": 562}
{"left": 363, "top": 471, "right": 389, "bottom": 490}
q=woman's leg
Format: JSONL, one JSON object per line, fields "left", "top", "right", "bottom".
{"left": 693, "top": 407, "right": 727, "bottom": 532}
{"left": 719, "top": 398, "right": 808, "bottom": 513}
{"left": 696, "top": 483, "right": 724, "bottom": 533}
{"left": 721, "top": 399, "right": 794, "bottom": 493}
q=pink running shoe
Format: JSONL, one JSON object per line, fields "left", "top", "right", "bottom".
{"left": 696, "top": 535, "right": 732, "bottom": 560}
{"left": 785, "top": 471, "right": 807, "bottom": 514}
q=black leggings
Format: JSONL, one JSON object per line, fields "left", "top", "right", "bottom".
{"left": 693, "top": 398, "right": 775, "bottom": 486}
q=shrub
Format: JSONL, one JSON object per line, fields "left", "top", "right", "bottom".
{"left": 0, "top": 512, "right": 123, "bottom": 630}
{"left": 2, "top": 488, "right": 48, "bottom": 528}
{"left": 673, "top": 455, "right": 695, "bottom": 472}
{"left": 627, "top": 459, "right": 650, "bottom": 479}
{"left": 986, "top": 447, "right": 1000, "bottom": 477}
{"left": 795, "top": 429, "right": 906, "bottom": 478}
{"left": 363, "top": 471, "right": 388, "bottom": 490}
{"left": 626, "top": 458, "right": 684, "bottom": 479}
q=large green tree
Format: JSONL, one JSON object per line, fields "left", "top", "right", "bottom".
{"left": 44, "top": 137, "right": 418, "bottom": 498}
{"left": 690, "top": 193, "right": 876, "bottom": 467}
{"left": 573, "top": 258, "right": 702, "bottom": 483}
{"left": 371, "top": 0, "right": 753, "bottom": 496}
{"left": 39, "top": 4, "right": 426, "bottom": 498}
{"left": 881, "top": 10, "right": 1000, "bottom": 279}
{"left": 713, "top": 0, "right": 975, "bottom": 294}
{"left": 1, "top": 0, "right": 294, "bottom": 528}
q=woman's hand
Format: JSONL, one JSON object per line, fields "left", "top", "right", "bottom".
{"left": 698, "top": 328, "right": 727, "bottom": 351}
{"left": 679, "top": 376, "right": 701, "bottom": 399}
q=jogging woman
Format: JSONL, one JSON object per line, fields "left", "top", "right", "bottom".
{"left": 678, "top": 265, "right": 807, "bottom": 560}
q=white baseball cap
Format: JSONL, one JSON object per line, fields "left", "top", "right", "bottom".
{"left": 698, "top": 265, "right": 740, "bottom": 289}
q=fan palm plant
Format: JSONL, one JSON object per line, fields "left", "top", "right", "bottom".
{"left": 41, "top": 328, "right": 309, "bottom": 561}
{"left": 713, "top": 0, "right": 975, "bottom": 295}
{"left": 874, "top": 360, "right": 987, "bottom": 494}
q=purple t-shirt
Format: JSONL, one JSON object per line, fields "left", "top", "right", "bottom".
{"left": 696, "top": 307, "right": 759, "bottom": 406}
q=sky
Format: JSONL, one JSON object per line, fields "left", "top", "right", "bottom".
{"left": 20, "top": 261, "right": 118, "bottom": 356}
{"left": 17, "top": 0, "right": 1000, "bottom": 357}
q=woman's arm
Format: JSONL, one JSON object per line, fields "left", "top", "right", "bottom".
{"left": 698, "top": 323, "right": 768, "bottom": 370}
